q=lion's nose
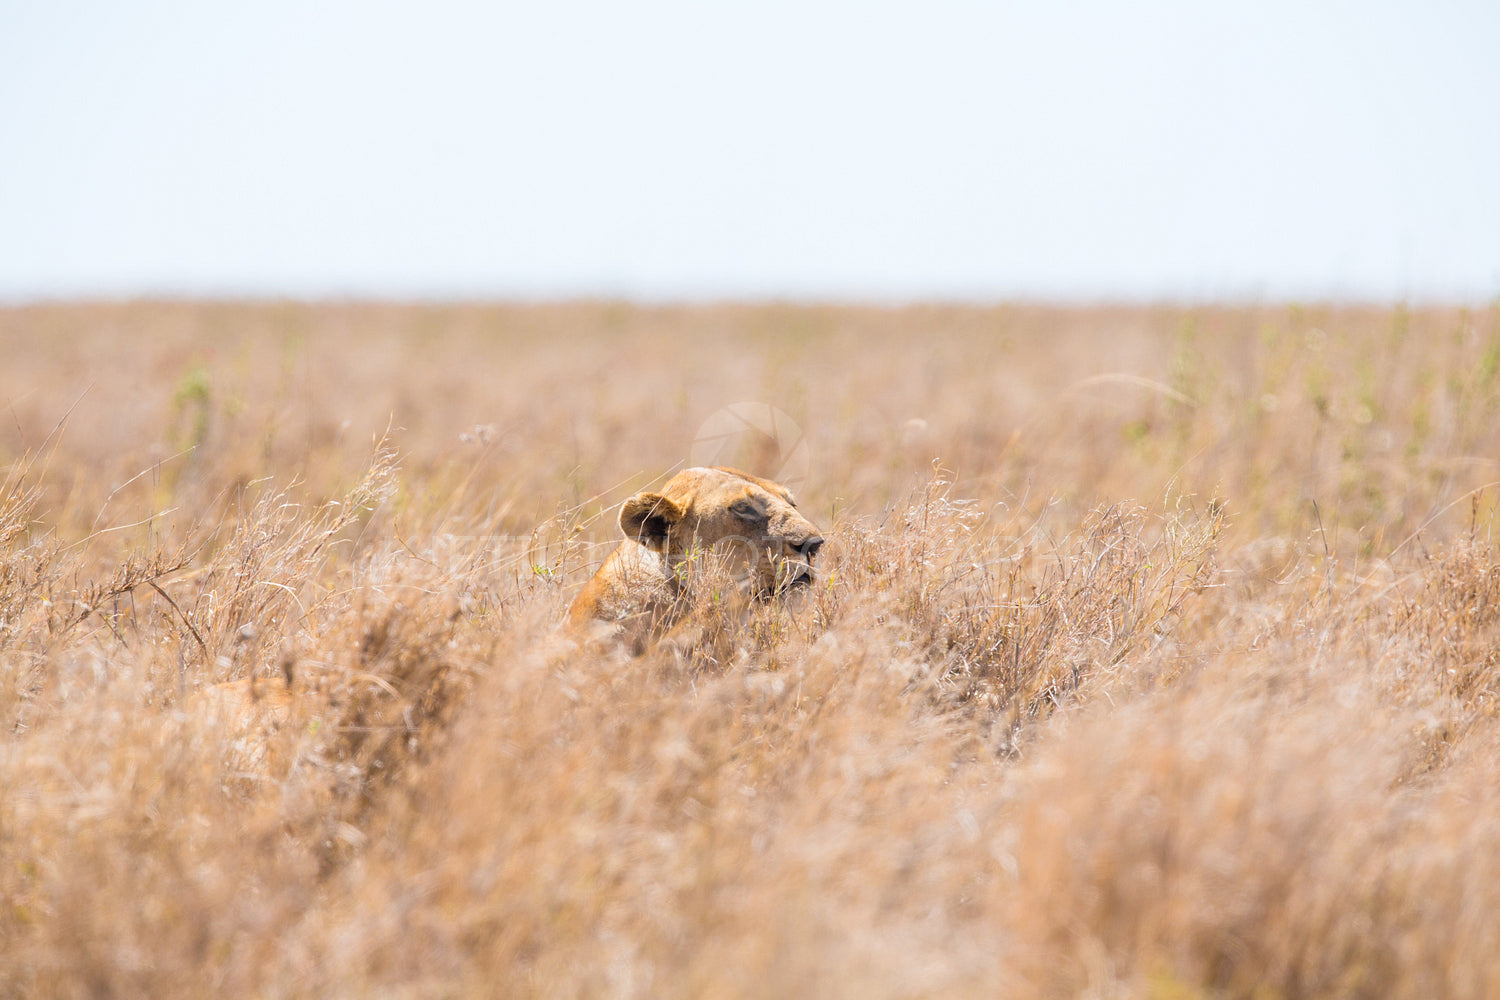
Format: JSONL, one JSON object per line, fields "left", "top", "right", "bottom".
{"left": 798, "top": 535, "right": 824, "bottom": 558}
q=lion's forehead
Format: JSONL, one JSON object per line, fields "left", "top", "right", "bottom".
{"left": 666, "top": 467, "right": 796, "bottom": 510}
{"left": 731, "top": 471, "right": 796, "bottom": 505}
{"left": 719, "top": 483, "right": 798, "bottom": 518}
{"left": 735, "top": 481, "right": 791, "bottom": 506}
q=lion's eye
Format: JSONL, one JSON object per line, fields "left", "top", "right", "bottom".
{"left": 730, "top": 500, "right": 761, "bottom": 519}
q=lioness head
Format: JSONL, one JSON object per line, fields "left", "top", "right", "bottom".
{"left": 619, "top": 466, "right": 824, "bottom": 596}
{"left": 568, "top": 467, "right": 825, "bottom": 649}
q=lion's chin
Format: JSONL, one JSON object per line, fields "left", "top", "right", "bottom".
{"left": 753, "top": 568, "right": 814, "bottom": 601}
{"left": 776, "top": 568, "right": 815, "bottom": 596}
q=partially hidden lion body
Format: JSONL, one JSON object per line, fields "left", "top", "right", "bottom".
{"left": 568, "top": 466, "right": 825, "bottom": 652}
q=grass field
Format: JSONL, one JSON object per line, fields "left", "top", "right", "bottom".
{"left": 3, "top": 300, "right": 1500, "bottom": 998}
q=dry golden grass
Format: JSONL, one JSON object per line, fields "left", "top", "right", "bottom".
{"left": 2, "top": 300, "right": 1499, "bottom": 998}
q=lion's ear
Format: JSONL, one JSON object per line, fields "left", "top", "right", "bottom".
{"left": 620, "top": 492, "right": 685, "bottom": 547}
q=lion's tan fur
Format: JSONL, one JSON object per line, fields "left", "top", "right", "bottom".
{"left": 568, "top": 467, "right": 824, "bottom": 652}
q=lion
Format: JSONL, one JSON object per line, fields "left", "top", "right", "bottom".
{"left": 568, "top": 466, "right": 825, "bottom": 653}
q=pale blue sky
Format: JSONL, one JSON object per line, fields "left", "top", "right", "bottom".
{"left": 2, "top": 1, "right": 1497, "bottom": 302}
